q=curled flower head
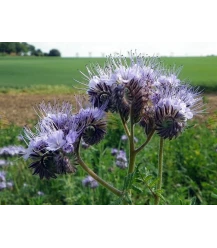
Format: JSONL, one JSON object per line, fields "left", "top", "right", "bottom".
{"left": 153, "top": 85, "right": 203, "bottom": 140}
{"left": 76, "top": 106, "right": 107, "bottom": 145}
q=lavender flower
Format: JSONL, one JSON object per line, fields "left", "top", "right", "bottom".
{"left": 0, "top": 182, "right": 6, "bottom": 190}
{"left": 46, "top": 130, "right": 66, "bottom": 151}
{"left": 115, "top": 150, "right": 128, "bottom": 169}
{"left": 6, "top": 182, "right": 13, "bottom": 189}
{"left": 82, "top": 175, "right": 99, "bottom": 189}
{"left": 111, "top": 148, "right": 119, "bottom": 156}
{"left": 37, "top": 101, "right": 73, "bottom": 131}
{"left": 0, "top": 171, "right": 6, "bottom": 182}
{"left": 0, "top": 145, "right": 26, "bottom": 157}
{"left": 80, "top": 52, "right": 161, "bottom": 123}
{"left": 0, "top": 159, "right": 8, "bottom": 167}
{"left": 23, "top": 100, "right": 106, "bottom": 179}
{"left": 81, "top": 140, "right": 90, "bottom": 149}
{"left": 121, "top": 135, "right": 128, "bottom": 142}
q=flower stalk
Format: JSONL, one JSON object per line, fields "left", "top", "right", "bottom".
{"left": 77, "top": 154, "right": 123, "bottom": 197}
{"left": 135, "top": 129, "right": 155, "bottom": 154}
{"left": 155, "top": 138, "right": 164, "bottom": 205}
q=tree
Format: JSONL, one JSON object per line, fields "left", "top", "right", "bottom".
{"left": 33, "top": 49, "right": 43, "bottom": 57}
{"left": 0, "top": 42, "right": 16, "bottom": 54}
{"left": 15, "top": 42, "right": 29, "bottom": 55}
{"left": 48, "top": 49, "right": 61, "bottom": 57}
{"left": 28, "top": 44, "right": 36, "bottom": 55}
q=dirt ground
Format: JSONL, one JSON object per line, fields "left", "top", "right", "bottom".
{"left": 0, "top": 93, "right": 76, "bottom": 126}
{"left": 0, "top": 93, "right": 216, "bottom": 127}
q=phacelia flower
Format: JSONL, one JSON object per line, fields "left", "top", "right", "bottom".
{"left": 111, "top": 148, "right": 119, "bottom": 156}
{"left": 0, "top": 182, "right": 6, "bottom": 190}
{"left": 80, "top": 52, "right": 161, "bottom": 123}
{"left": 6, "top": 182, "right": 13, "bottom": 189}
{"left": 0, "top": 159, "right": 8, "bottom": 167}
{"left": 0, "top": 171, "right": 6, "bottom": 182}
{"left": 23, "top": 100, "right": 106, "bottom": 179}
{"left": 76, "top": 106, "right": 107, "bottom": 145}
{"left": 82, "top": 175, "right": 99, "bottom": 189}
{"left": 153, "top": 84, "right": 203, "bottom": 140}
{"left": 0, "top": 146, "right": 26, "bottom": 157}
{"left": 115, "top": 150, "right": 128, "bottom": 169}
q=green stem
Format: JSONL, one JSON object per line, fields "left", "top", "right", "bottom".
{"left": 120, "top": 114, "right": 130, "bottom": 138}
{"left": 155, "top": 138, "right": 164, "bottom": 205}
{"left": 135, "top": 129, "right": 155, "bottom": 154}
{"left": 77, "top": 155, "right": 123, "bottom": 197}
{"left": 128, "top": 109, "right": 136, "bottom": 175}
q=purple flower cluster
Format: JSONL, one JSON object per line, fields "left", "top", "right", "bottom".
{"left": 0, "top": 171, "right": 13, "bottom": 191}
{"left": 23, "top": 101, "right": 107, "bottom": 179}
{"left": 82, "top": 175, "right": 99, "bottom": 189}
{"left": 81, "top": 52, "right": 203, "bottom": 140}
{"left": 0, "top": 146, "right": 26, "bottom": 157}
{"left": 111, "top": 149, "right": 128, "bottom": 169}
{"left": 0, "top": 159, "right": 8, "bottom": 167}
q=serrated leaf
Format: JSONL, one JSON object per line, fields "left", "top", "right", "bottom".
{"left": 132, "top": 185, "right": 143, "bottom": 193}
{"left": 144, "top": 175, "right": 153, "bottom": 183}
{"left": 148, "top": 178, "right": 159, "bottom": 188}
{"left": 158, "top": 194, "right": 166, "bottom": 203}
{"left": 135, "top": 178, "right": 143, "bottom": 183}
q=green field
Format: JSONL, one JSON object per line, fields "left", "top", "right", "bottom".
{"left": 0, "top": 56, "right": 217, "bottom": 92}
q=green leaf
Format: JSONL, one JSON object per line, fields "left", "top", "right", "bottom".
{"left": 211, "top": 193, "right": 217, "bottom": 199}
{"left": 132, "top": 185, "right": 143, "bottom": 193}
{"left": 143, "top": 175, "right": 153, "bottom": 183}
{"left": 135, "top": 178, "right": 143, "bottom": 183}
{"left": 123, "top": 173, "right": 134, "bottom": 191}
{"left": 148, "top": 178, "right": 159, "bottom": 188}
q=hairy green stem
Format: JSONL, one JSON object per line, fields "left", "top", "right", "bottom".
{"left": 120, "top": 114, "right": 130, "bottom": 138}
{"left": 128, "top": 109, "right": 136, "bottom": 175}
{"left": 135, "top": 129, "right": 155, "bottom": 154}
{"left": 77, "top": 155, "right": 123, "bottom": 197}
{"left": 155, "top": 138, "right": 164, "bottom": 205}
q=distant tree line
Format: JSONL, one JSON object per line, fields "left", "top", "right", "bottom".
{"left": 0, "top": 42, "right": 61, "bottom": 57}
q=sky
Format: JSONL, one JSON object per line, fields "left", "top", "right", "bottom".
{"left": 30, "top": 42, "right": 217, "bottom": 57}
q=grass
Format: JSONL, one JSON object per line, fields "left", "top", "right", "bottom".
{"left": 0, "top": 56, "right": 217, "bottom": 93}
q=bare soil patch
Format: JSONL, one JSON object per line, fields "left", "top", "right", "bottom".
{"left": 0, "top": 93, "right": 76, "bottom": 126}
{"left": 0, "top": 93, "right": 216, "bottom": 127}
